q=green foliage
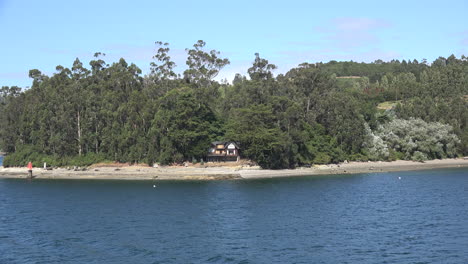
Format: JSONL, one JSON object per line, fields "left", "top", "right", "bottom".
{"left": 67, "top": 153, "right": 109, "bottom": 167}
{"left": 374, "top": 118, "right": 460, "bottom": 160}
{"left": 411, "top": 151, "right": 428, "bottom": 162}
{"left": 2, "top": 145, "right": 108, "bottom": 167}
{"left": 388, "top": 149, "right": 405, "bottom": 161}
{"left": 0, "top": 45, "right": 466, "bottom": 169}
{"left": 3, "top": 145, "right": 44, "bottom": 167}
{"left": 363, "top": 124, "right": 389, "bottom": 161}
{"left": 226, "top": 104, "right": 290, "bottom": 169}
{"left": 248, "top": 53, "right": 277, "bottom": 81}
{"left": 348, "top": 153, "right": 369, "bottom": 162}
{"left": 312, "top": 153, "right": 331, "bottom": 164}
{"left": 184, "top": 40, "right": 230, "bottom": 89}
{"left": 150, "top": 88, "right": 219, "bottom": 165}
{"left": 296, "top": 122, "right": 344, "bottom": 165}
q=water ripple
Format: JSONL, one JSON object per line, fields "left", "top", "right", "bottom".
{"left": 0, "top": 169, "right": 467, "bottom": 263}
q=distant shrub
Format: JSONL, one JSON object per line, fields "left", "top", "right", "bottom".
{"left": 313, "top": 152, "right": 331, "bottom": 164}
{"left": 363, "top": 124, "right": 389, "bottom": 161}
{"left": 411, "top": 151, "right": 428, "bottom": 162}
{"left": 348, "top": 153, "right": 369, "bottom": 162}
{"left": 387, "top": 149, "right": 405, "bottom": 161}
{"left": 67, "top": 153, "right": 108, "bottom": 167}
{"left": 2, "top": 145, "right": 50, "bottom": 167}
{"left": 3, "top": 145, "right": 108, "bottom": 167}
{"left": 373, "top": 118, "right": 460, "bottom": 160}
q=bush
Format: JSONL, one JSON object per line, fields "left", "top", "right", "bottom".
{"left": 348, "top": 153, "right": 369, "bottom": 162}
{"left": 388, "top": 149, "right": 405, "bottom": 161}
{"left": 67, "top": 153, "right": 108, "bottom": 167}
{"left": 363, "top": 124, "right": 389, "bottom": 161}
{"left": 313, "top": 152, "right": 331, "bottom": 164}
{"left": 2, "top": 145, "right": 52, "bottom": 167}
{"left": 373, "top": 118, "right": 460, "bottom": 160}
{"left": 3, "top": 145, "right": 109, "bottom": 167}
{"left": 411, "top": 151, "right": 428, "bottom": 162}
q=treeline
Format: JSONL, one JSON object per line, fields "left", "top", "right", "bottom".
{"left": 319, "top": 58, "right": 428, "bottom": 82}
{"left": 0, "top": 40, "right": 467, "bottom": 168}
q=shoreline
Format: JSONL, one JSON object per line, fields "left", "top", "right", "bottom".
{"left": 0, "top": 158, "right": 467, "bottom": 181}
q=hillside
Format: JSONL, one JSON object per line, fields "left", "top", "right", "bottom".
{"left": 1, "top": 45, "right": 467, "bottom": 169}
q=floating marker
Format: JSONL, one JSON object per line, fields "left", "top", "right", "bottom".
{"left": 398, "top": 177, "right": 401, "bottom": 180}
{"left": 153, "top": 185, "right": 156, "bottom": 188}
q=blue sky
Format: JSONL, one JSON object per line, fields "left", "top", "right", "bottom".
{"left": 1, "top": 0, "right": 467, "bottom": 87}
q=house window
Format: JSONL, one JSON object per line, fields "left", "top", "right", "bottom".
{"left": 228, "top": 150, "right": 235, "bottom": 155}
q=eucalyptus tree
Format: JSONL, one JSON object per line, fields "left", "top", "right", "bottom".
{"left": 47, "top": 66, "right": 75, "bottom": 155}
{"left": 0, "top": 86, "right": 23, "bottom": 153}
{"left": 70, "top": 58, "right": 91, "bottom": 156}
{"left": 184, "top": 40, "right": 230, "bottom": 84}
{"left": 183, "top": 40, "right": 230, "bottom": 104}
{"left": 284, "top": 64, "right": 336, "bottom": 122}
{"left": 88, "top": 52, "right": 108, "bottom": 153}
{"left": 245, "top": 53, "right": 278, "bottom": 104}
{"left": 1, "top": 48, "right": 467, "bottom": 167}
{"left": 247, "top": 53, "right": 277, "bottom": 81}
{"left": 99, "top": 58, "right": 145, "bottom": 161}
{"left": 150, "top": 42, "right": 177, "bottom": 80}
{"left": 147, "top": 41, "right": 179, "bottom": 97}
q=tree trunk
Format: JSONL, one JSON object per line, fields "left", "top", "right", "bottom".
{"left": 77, "top": 111, "right": 82, "bottom": 156}
{"left": 95, "top": 124, "right": 99, "bottom": 153}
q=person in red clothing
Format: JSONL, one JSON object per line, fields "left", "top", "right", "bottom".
{"left": 27, "top": 161, "right": 33, "bottom": 178}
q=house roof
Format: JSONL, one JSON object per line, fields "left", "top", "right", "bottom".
{"left": 225, "top": 141, "right": 240, "bottom": 149}
{"left": 210, "top": 141, "right": 240, "bottom": 149}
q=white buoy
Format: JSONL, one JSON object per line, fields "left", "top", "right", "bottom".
{"left": 398, "top": 176, "right": 401, "bottom": 180}
{"left": 153, "top": 185, "right": 156, "bottom": 188}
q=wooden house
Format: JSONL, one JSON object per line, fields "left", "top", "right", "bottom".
{"left": 207, "top": 141, "right": 240, "bottom": 162}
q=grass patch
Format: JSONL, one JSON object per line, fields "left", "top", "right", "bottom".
{"left": 377, "top": 100, "right": 401, "bottom": 110}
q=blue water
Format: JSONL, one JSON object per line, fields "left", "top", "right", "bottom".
{"left": 1, "top": 168, "right": 467, "bottom": 264}
{"left": 0, "top": 155, "right": 3, "bottom": 166}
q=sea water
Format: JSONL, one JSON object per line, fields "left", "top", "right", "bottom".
{"left": 1, "top": 168, "right": 467, "bottom": 263}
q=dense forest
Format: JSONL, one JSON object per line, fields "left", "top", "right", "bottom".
{"left": 0, "top": 40, "right": 467, "bottom": 169}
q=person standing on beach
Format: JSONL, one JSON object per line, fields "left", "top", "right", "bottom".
{"left": 27, "top": 161, "right": 33, "bottom": 178}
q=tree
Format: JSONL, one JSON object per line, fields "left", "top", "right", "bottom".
{"left": 71, "top": 58, "right": 91, "bottom": 156}
{"left": 0, "top": 86, "right": 23, "bottom": 153}
{"left": 183, "top": 40, "right": 230, "bottom": 86}
{"left": 150, "top": 88, "right": 219, "bottom": 164}
{"left": 1, "top": 45, "right": 466, "bottom": 167}
{"left": 226, "top": 104, "right": 291, "bottom": 169}
{"left": 149, "top": 41, "right": 178, "bottom": 95}
{"left": 247, "top": 53, "right": 277, "bottom": 81}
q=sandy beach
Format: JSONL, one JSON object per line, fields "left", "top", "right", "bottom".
{"left": 1, "top": 158, "right": 467, "bottom": 180}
